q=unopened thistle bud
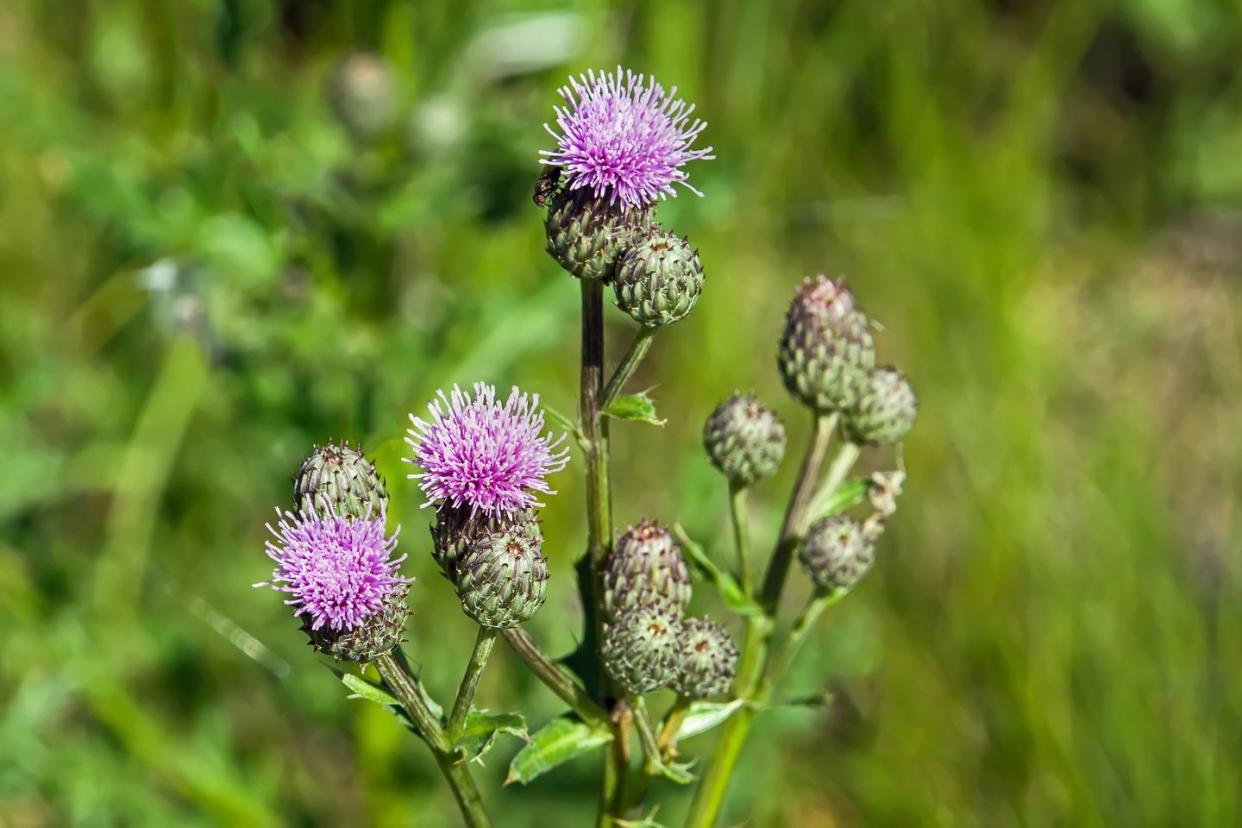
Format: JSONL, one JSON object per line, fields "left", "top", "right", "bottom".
{"left": 673, "top": 617, "right": 738, "bottom": 698}
{"left": 545, "top": 188, "right": 652, "bottom": 281}
{"left": 602, "top": 606, "right": 682, "bottom": 695}
{"left": 327, "top": 53, "right": 395, "bottom": 141}
{"left": 294, "top": 442, "right": 389, "bottom": 521}
{"left": 613, "top": 232, "right": 703, "bottom": 327}
{"left": 429, "top": 507, "right": 538, "bottom": 583}
{"left": 778, "top": 276, "right": 875, "bottom": 413}
{"left": 703, "top": 394, "right": 786, "bottom": 487}
{"left": 602, "top": 520, "right": 692, "bottom": 622}
{"left": 799, "top": 515, "right": 874, "bottom": 591}
{"left": 454, "top": 515, "right": 548, "bottom": 629}
{"left": 845, "top": 367, "right": 917, "bottom": 446}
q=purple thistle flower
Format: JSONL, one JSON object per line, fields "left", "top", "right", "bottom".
{"left": 405, "top": 383, "right": 570, "bottom": 518}
{"left": 258, "top": 510, "right": 409, "bottom": 632}
{"left": 540, "top": 66, "right": 715, "bottom": 208}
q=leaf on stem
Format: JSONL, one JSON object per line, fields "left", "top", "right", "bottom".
{"left": 504, "top": 716, "right": 613, "bottom": 785}
{"left": 806, "top": 475, "right": 868, "bottom": 523}
{"left": 674, "top": 699, "right": 746, "bottom": 741}
{"left": 337, "top": 671, "right": 418, "bottom": 733}
{"left": 603, "top": 392, "right": 666, "bottom": 427}
{"left": 457, "top": 709, "right": 528, "bottom": 765}
{"left": 674, "top": 525, "right": 762, "bottom": 616}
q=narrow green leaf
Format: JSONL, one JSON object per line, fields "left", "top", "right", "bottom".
{"left": 505, "top": 717, "right": 613, "bottom": 785}
{"left": 807, "top": 479, "right": 868, "bottom": 524}
{"left": 338, "top": 672, "right": 419, "bottom": 734}
{"left": 458, "top": 710, "right": 528, "bottom": 764}
{"left": 603, "top": 392, "right": 666, "bottom": 426}
{"left": 647, "top": 757, "right": 696, "bottom": 785}
{"left": 542, "top": 403, "right": 577, "bottom": 434}
{"left": 675, "top": 699, "right": 746, "bottom": 741}
{"left": 674, "top": 525, "right": 763, "bottom": 616}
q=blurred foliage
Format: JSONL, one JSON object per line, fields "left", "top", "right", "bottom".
{"left": 2, "top": 0, "right": 1241, "bottom": 825}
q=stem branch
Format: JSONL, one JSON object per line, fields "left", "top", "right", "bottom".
{"left": 501, "top": 626, "right": 610, "bottom": 727}
{"left": 601, "top": 328, "right": 656, "bottom": 410}
{"left": 447, "top": 627, "right": 499, "bottom": 744}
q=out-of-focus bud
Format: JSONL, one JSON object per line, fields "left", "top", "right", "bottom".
{"left": 672, "top": 617, "right": 738, "bottom": 698}
{"left": 845, "top": 367, "right": 917, "bottom": 446}
{"left": 328, "top": 53, "right": 395, "bottom": 141}
{"left": 799, "top": 515, "right": 874, "bottom": 590}
{"left": 703, "top": 393, "right": 786, "bottom": 487}
{"left": 778, "top": 276, "right": 875, "bottom": 413}
{"left": 602, "top": 520, "right": 692, "bottom": 622}
{"left": 612, "top": 232, "right": 703, "bottom": 327}
{"left": 602, "top": 606, "right": 682, "bottom": 695}
{"left": 294, "top": 442, "right": 389, "bottom": 521}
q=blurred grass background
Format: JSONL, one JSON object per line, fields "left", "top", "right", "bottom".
{"left": 2, "top": 0, "right": 1241, "bottom": 825}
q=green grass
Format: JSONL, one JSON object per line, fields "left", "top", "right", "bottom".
{"left": 1, "top": 0, "right": 1240, "bottom": 825}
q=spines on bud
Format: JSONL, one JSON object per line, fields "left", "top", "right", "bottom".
{"left": 294, "top": 442, "right": 389, "bottom": 521}
{"left": 799, "top": 515, "right": 874, "bottom": 590}
{"left": 673, "top": 617, "right": 739, "bottom": 698}
{"left": 304, "top": 586, "right": 409, "bottom": 663}
{"left": 545, "top": 188, "right": 653, "bottom": 281}
{"left": 454, "top": 514, "right": 548, "bottom": 629}
{"left": 778, "top": 276, "right": 875, "bottom": 413}
{"left": 602, "top": 606, "right": 682, "bottom": 695}
{"left": 845, "top": 367, "right": 917, "bottom": 446}
{"left": 703, "top": 394, "right": 787, "bottom": 487}
{"left": 602, "top": 520, "right": 692, "bottom": 622}
{"left": 430, "top": 507, "right": 538, "bottom": 583}
{"left": 612, "top": 231, "right": 704, "bottom": 327}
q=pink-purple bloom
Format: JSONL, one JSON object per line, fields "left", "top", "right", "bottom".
{"left": 541, "top": 67, "right": 714, "bottom": 208}
{"left": 405, "top": 383, "right": 570, "bottom": 517}
{"left": 259, "top": 510, "right": 409, "bottom": 632}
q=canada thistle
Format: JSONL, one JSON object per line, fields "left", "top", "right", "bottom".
{"left": 703, "top": 394, "right": 787, "bottom": 487}
{"left": 602, "top": 520, "right": 692, "bottom": 622}
{"left": 454, "top": 514, "right": 548, "bottom": 629}
{"left": 258, "top": 509, "right": 410, "bottom": 662}
{"left": 673, "top": 617, "right": 739, "bottom": 698}
{"left": 430, "top": 507, "right": 537, "bottom": 583}
{"left": 294, "top": 442, "right": 389, "bottom": 521}
{"left": 545, "top": 188, "right": 653, "bottom": 282}
{"left": 845, "top": 366, "right": 918, "bottom": 446}
{"left": 602, "top": 605, "right": 683, "bottom": 695}
{"left": 799, "top": 514, "right": 875, "bottom": 591}
{"left": 778, "top": 276, "right": 875, "bottom": 413}
{"left": 613, "top": 231, "right": 704, "bottom": 327}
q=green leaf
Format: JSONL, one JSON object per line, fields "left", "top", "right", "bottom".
{"left": 673, "top": 525, "right": 762, "bottom": 616}
{"left": 675, "top": 699, "right": 746, "bottom": 741}
{"left": 603, "top": 392, "right": 666, "bottom": 426}
{"left": 338, "top": 672, "right": 418, "bottom": 733}
{"left": 646, "top": 757, "right": 696, "bottom": 785}
{"left": 807, "top": 479, "right": 868, "bottom": 524}
{"left": 505, "top": 717, "right": 613, "bottom": 785}
{"left": 458, "top": 710, "right": 528, "bottom": 765}
{"left": 542, "top": 403, "right": 577, "bottom": 434}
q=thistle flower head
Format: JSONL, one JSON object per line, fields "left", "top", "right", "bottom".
{"left": 406, "top": 383, "right": 570, "bottom": 518}
{"left": 260, "top": 509, "right": 409, "bottom": 633}
{"left": 541, "top": 67, "right": 714, "bottom": 208}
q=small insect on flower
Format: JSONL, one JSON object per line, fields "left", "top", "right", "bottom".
{"left": 405, "top": 383, "right": 571, "bottom": 518}
{"left": 258, "top": 510, "right": 409, "bottom": 633}
{"left": 541, "top": 66, "right": 715, "bottom": 208}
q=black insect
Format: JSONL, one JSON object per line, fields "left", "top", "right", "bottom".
{"left": 533, "top": 167, "right": 562, "bottom": 206}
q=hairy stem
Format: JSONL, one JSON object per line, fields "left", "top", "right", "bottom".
{"left": 501, "top": 626, "right": 610, "bottom": 727}
{"left": 447, "top": 627, "right": 499, "bottom": 744}
{"left": 375, "top": 651, "right": 491, "bottom": 828}
{"left": 728, "top": 483, "right": 753, "bottom": 595}
{"left": 601, "top": 327, "right": 657, "bottom": 410}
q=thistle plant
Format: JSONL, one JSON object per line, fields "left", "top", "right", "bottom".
{"left": 253, "top": 65, "right": 916, "bottom": 828}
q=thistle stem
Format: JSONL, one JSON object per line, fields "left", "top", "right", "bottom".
{"left": 447, "top": 627, "right": 499, "bottom": 744}
{"left": 629, "top": 696, "right": 665, "bottom": 777}
{"left": 805, "top": 441, "right": 863, "bottom": 525}
{"left": 657, "top": 695, "right": 692, "bottom": 759}
{"left": 374, "top": 651, "right": 491, "bottom": 828}
{"left": 501, "top": 626, "right": 610, "bottom": 728}
{"left": 728, "top": 483, "right": 753, "bottom": 595}
{"left": 601, "top": 327, "right": 657, "bottom": 410}
{"left": 765, "top": 587, "right": 846, "bottom": 694}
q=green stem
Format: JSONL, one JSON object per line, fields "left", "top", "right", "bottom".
{"left": 764, "top": 588, "right": 846, "bottom": 695}
{"left": 601, "top": 327, "right": 657, "bottom": 410}
{"left": 805, "top": 442, "right": 863, "bottom": 524}
{"left": 657, "top": 695, "right": 692, "bottom": 760}
{"left": 500, "top": 626, "right": 610, "bottom": 727}
{"left": 375, "top": 652, "right": 491, "bottom": 828}
{"left": 728, "top": 483, "right": 753, "bottom": 595}
{"left": 447, "top": 627, "right": 499, "bottom": 744}
{"left": 631, "top": 696, "right": 664, "bottom": 776}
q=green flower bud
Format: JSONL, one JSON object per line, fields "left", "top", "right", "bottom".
{"left": 703, "top": 393, "right": 787, "bottom": 487}
{"left": 602, "top": 520, "right": 692, "bottom": 622}
{"left": 327, "top": 54, "right": 395, "bottom": 141}
{"left": 673, "top": 617, "right": 738, "bottom": 698}
{"left": 602, "top": 606, "right": 682, "bottom": 695}
{"left": 303, "top": 586, "right": 409, "bottom": 663}
{"left": 294, "top": 442, "right": 389, "bottom": 521}
{"left": 845, "top": 367, "right": 917, "bottom": 445}
{"left": 454, "top": 515, "right": 548, "bottom": 629}
{"left": 778, "top": 276, "right": 875, "bottom": 413}
{"left": 545, "top": 188, "right": 652, "bottom": 281}
{"left": 799, "top": 515, "right": 874, "bottom": 590}
{"left": 612, "top": 232, "right": 703, "bottom": 327}
{"left": 430, "top": 507, "right": 538, "bottom": 583}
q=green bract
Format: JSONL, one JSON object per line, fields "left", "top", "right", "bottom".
{"left": 799, "top": 515, "right": 875, "bottom": 590}
{"left": 673, "top": 617, "right": 739, "bottom": 698}
{"left": 612, "top": 231, "right": 704, "bottom": 327}
{"left": 602, "top": 606, "right": 682, "bottom": 695}
{"left": 294, "top": 442, "right": 389, "bottom": 521}
{"left": 703, "top": 393, "right": 787, "bottom": 487}
{"left": 545, "top": 188, "right": 652, "bottom": 281}
{"left": 602, "top": 520, "right": 692, "bottom": 622}
{"left": 455, "top": 515, "right": 548, "bottom": 629}
{"left": 845, "top": 366, "right": 918, "bottom": 445}
{"left": 778, "top": 276, "right": 875, "bottom": 413}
